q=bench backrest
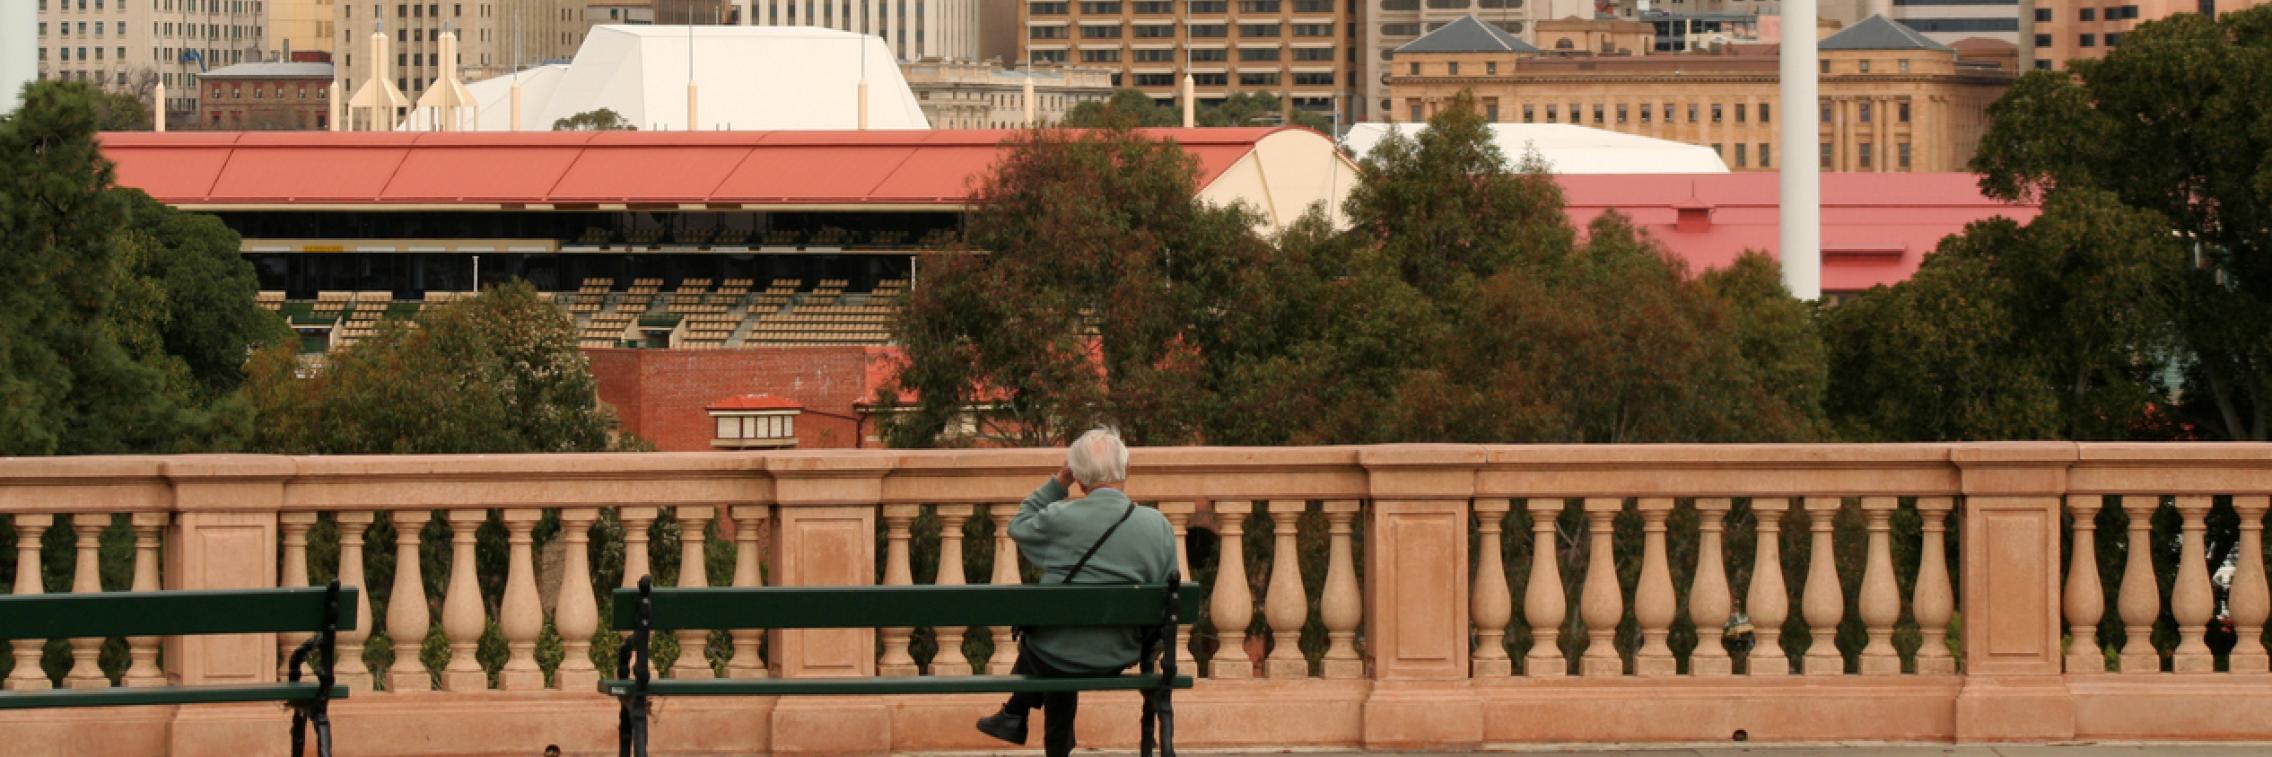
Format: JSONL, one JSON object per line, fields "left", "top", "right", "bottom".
{"left": 609, "top": 583, "right": 1202, "bottom": 632}
{"left": 0, "top": 587, "right": 359, "bottom": 640}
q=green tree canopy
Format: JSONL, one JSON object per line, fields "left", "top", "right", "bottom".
{"left": 0, "top": 80, "right": 282, "bottom": 454}
{"left": 552, "top": 107, "right": 638, "bottom": 131}
{"left": 1060, "top": 89, "right": 1180, "bottom": 129}
{"left": 244, "top": 281, "right": 631, "bottom": 453}
{"left": 1970, "top": 6, "right": 2272, "bottom": 439}
{"left": 1061, "top": 89, "right": 1335, "bottom": 134}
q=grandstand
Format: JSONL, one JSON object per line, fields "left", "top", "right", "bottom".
{"left": 103, "top": 127, "right": 1361, "bottom": 354}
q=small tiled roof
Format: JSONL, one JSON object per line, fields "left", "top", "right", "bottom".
{"left": 708, "top": 394, "right": 803, "bottom": 412}
{"left": 198, "top": 62, "right": 336, "bottom": 79}
{"left": 1818, "top": 15, "right": 1952, "bottom": 52}
{"left": 1395, "top": 15, "right": 1540, "bottom": 54}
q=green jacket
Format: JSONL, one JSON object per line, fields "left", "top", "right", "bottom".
{"left": 1009, "top": 477, "right": 1179, "bottom": 674}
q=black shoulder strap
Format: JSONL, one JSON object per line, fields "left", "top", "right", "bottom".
{"left": 1062, "top": 502, "right": 1138, "bottom": 584}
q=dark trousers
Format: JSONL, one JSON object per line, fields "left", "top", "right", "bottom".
{"left": 1002, "top": 647, "right": 1091, "bottom": 757}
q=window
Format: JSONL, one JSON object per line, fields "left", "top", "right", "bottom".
{"left": 1545, "top": 104, "right": 1556, "bottom": 123}
{"left": 1239, "top": 72, "right": 1279, "bottom": 86}
{"left": 1859, "top": 142, "right": 1873, "bottom": 169}
{"left": 1615, "top": 104, "right": 1626, "bottom": 123}
{"left": 710, "top": 411, "right": 798, "bottom": 449}
{"left": 1238, "top": 0, "right": 1278, "bottom": 10}
{"left": 1758, "top": 143, "right": 1770, "bottom": 168}
{"left": 1381, "top": 23, "right": 1420, "bottom": 36}
{"left": 2034, "top": 7, "right": 2051, "bottom": 21}
{"left": 1079, "top": 1, "right": 1119, "bottom": 11}
{"left": 1029, "top": 2, "right": 1066, "bottom": 12}
{"left": 1687, "top": 103, "right": 1697, "bottom": 123}
{"left": 2106, "top": 32, "right": 2123, "bottom": 46}
{"left": 1711, "top": 103, "right": 1722, "bottom": 123}
{"left": 1240, "top": 47, "right": 1280, "bottom": 61}
{"left": 2079, "top": 7, "right": 2094, "bottom": 20}
{"left": 1029, "top": 25, "right": 1067, "bottom": 39}
{"left": 1447, "top": 61, "right": 1458, "bottom": 74}
{"left": 1133, "top": 73, "right": 1174, "bottom": 86}
{"left": 1859, "top": 102, "right": 1871, "bottom": 123}
{"left": 1898, "top": 102, "right": 1910, "bottom": 123}
{"left": 1409, "top": 102, "right": 1423, "bottom": 121}
{"left": 1898, "top": 59, "right": 1910, "bottom": 73}
{"left": 1426, "top": 0, "right": 1467, "bottom": 6}
{"left": 1522, "top": 104, "right": 1535, "bottom": 123}
{"left": 1238, "top": 23, "right": 1280, "bottom": 37}
{"left": 1292, "top": 72, "right": 1334, "bottom": 85}
{"left": 1735, "top": 143, "right": 1746, "bottom": 168}
{"left": 1292, "top": 24, "right": 1333, "bottom": 37}
{"left": 1485, "top": 98, "right": 1499, "bottom": 121}
{"left": 1134, "top": 48, "right": 1174, "bottom": 61}
{"left": 1590, "top": 104, "right": 1603, "bottom": 124}
{"left": 1485, "top": 61, "right": 1497, "bottom": 74}
{"left": 1192, "top": 73, "right": 1227, "bottom": 85}
{"left": 1734, "top": 103, "right": 1745, "bottom": 123}
{"left": 1820, "top": 142, "right": 1833, "bottom": 169}
{"left": 1081, "top": 24, "right": 1121, "bottom": 38}
{"left": 1899, "top": 143, "right": 1912, "bottom": 169}
{"left": 1134, "top": 1, "right": 1172, "bottom": 11}
{"left": 2080, "top": 33, "right": 2095, "bottom": 47}
{"left": 1760, "top": 103, "right": 1770, "bottom": 123}
{"left": 1640, "top": 104, "right": 1652, "bottom": 123}
{"left": 1191, "top": 47, "right": 1227, "bottom": 61}
{"left": 1189, "top": 0, "right": 1226, "bottom": 10}
{"left": 1820, "top": 101, "right": 1831, "bottom": 123}
{"left": 1380, "top": 0, "right": 1418, "bottom": 8}
{"left": 1859, "top": 59, "right": 1871, "bottom": 73}
{"left": 1081, "top": 48, "right": 1120, "bottom": 62}
{"left": 1133, "top": 24, "right": 1174, "bottom": 37}
{"left": 1294, "top": 0, "right": 1332, "bottom": 10}
{"left": 1033, "top": 49, "right": 1069, "bottom": 63}
{"left": 1819, "top": 59, "right": 1829, "bottom": 73}
{"left": 1293, "top": 47, "right": 1333, "bottom": 61}
{"left": 1408, "top": 62, "right": 1419, "bottom": 75}
{"left": 1189, "top": 23, "right": 1226, "bottom": 37}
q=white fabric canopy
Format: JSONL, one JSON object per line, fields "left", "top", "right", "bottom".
{"left": 1341, "top": 122, "right": 1729, "bottom": 174}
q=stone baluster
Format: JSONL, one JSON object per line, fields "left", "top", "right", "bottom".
{"left": 1800, "top": 497, "right": 1845, "bottom": 676}
{"left": 278, "top": 512, "right": 318, "bottom": 679}
{"left": 1471, "top": 499, "right": 1515, "bottom": 677}
{"left": 1634, "top": 498, "right": 1677, "bottom": 676}
{"left": 1857, "top": 497, "right": 1901, "bottom": 675}
{"left": 1320, "top": 500, "right": 1363, "bottom": 679}
{"left": 2117, "top": 495, "right": 2161, "bottom": 673}
{"left": 333, "top": 513, "right": 377, "bottom": 691}
{"left": 1208, "top": 501, "right": 1255, "bottom": 679}
{"left": 1578, "top": 497, "right": 1622, "bottom": 677}
{"left": 1159, "top": 501, "right": 1199, "bottom": 672}
{"left": 123, "top": 512, "right": 166, "bottom": 687}
{"left": 727, "top": 505, "right": 771, "bottom": 679}
{"left": 1913, "top": 497, "right": 1957, "bottom": 675}
{"left": 673, "top": 507, "right": 715, "bottom": 679}
{"left": 440, "top": 510, "right": 488, "bottom": 691}
{"left": 986, "top": 504, "right": 1021, "bottom": 675}
{"left": 65, "top": 514, "right": 109, "bottom": 689}
{"left": 1747, "top": 498, "right": 1791, "bottom": 676}
{"left": 1689, "top": 498, "right": 1734, "bottom": 677}
{"left": 877, "top": 504, "right": 919, "bottom": 677}
{"left": 1262, "top": 500, "right": 1309, "bottom": 679}
{"left": 931, "top": 504, "right": 974, "bottom": 676}
{"left": 2231, "top": 496, "right": 2271, "bottom": 673}
{"left": 2170, "top": 495, "right": 2214, "bottom": 672}
{"left": 555, "top": 508, "right": 603, "bottom": 690}
{"left": 621, "top": 507, "right": 659, "bottom": 589}
{"left": 387, "top": 510, "right": 433, "bottom": 692}
{"left": 1523, "top": 499, "right": 1567, "bottom": 678}
{"left": 498, "top": 508, "right": 545, "bottom": 689}
{"left": 7, "top": 514, "right": 54, "bottom": 690}
{"left": 2063, "top": 496, "right": 2106, "bottom": 674}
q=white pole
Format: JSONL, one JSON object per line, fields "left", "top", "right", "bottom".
{"left": 0, "top": 0, "right": 33, "bottom": 114}
{"left": 154, "top": 82, "right": 168, "bottom": 132}
{"left": 1777, "top": 0, "right": 1822, "bottom": 301}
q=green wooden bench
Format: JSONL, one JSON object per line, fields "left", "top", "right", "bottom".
{"left": 0, "top": 581, "right": 355, "bottom": 757}
{"left": 603, "top": 573, "right": 1199, "bottom": 757}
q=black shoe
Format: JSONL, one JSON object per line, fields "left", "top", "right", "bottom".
{"left": 976, "top": 710, "right": 1029, "bottom": 746}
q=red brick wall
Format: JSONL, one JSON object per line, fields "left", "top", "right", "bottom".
{"left": 585, "top": 347, "right": 894, "bottom": 451}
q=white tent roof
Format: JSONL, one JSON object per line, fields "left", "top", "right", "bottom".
{"left": 406, "top": 25, "right": 928, "bottom": 131}
{"left": 1341, "top": 122, "right": 1729, "bottom": 174}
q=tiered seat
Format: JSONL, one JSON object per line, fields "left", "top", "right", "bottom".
{"left": 312, "top": 291, "right": 352, "bottom": 322}
{"left": 256, "top": 291, "right": 286, "bottom": 311}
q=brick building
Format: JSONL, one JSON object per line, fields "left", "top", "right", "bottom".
{"left": 587, "top": 346, "right": 897, "bottom": 451}
{"left": 2030, "top": 0, "right": 2271, "bottom": 70}
{"left": 196, "top": 60, "right": 335, "bottom": 130}
{"left": 1020, "top": 0, "right": 1357, "bottom": 123}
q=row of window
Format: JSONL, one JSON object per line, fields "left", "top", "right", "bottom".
{"left": 1076, "top": 46, "right": 1335, "bottom": 61}
{"left": 1031, "top": 0, "right": 1336, "bottom": 11}
{"left": 1034, "top": 22, "right": 1333, "bottom": 37}
{"left": 2033, "top": 32, "right": 2122, "bottom": 47}
{"left": 207, "top": 83, "right": 330, "bottom": 101}
{"left": 45, "top": 21, "right": 255, "bottom": 40}
{"left": 40, "top": 0, "right": 266, "bottom": 10}
{"left": 1126, "top": 71, "right": 1335, "bottom": 86}
{"left": 1820, "top": 58, "right": 1914, "bottom": 74}
{"left": 1495, "top": 100, "right": 1779, "bottom": 126}
{"left": 42, "top": 46, "right": 127, "bottom": 62}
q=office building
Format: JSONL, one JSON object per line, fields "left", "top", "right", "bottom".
{"left": 36, "top": 0, "right": 269, "bottom": 115}
{"left": 742, "top": 0, "right": 986, "bottom": 62}
{"left": 331, "top": 0, "right": 588, "bottom": 102}
{"left": 2031, "top": 0, "right": 2270, "bottom": 70}
{"left": 901, "top": 60, "right": 1113, "bottom": 127}
{"left": 1023, "top": 0, "right": 1356, "bottom": 123}
{"left": 1891, "top": 0, "right": 2020, "bottom": 46}
{"left": 1388, "top": 15, "right": 2014, "bottom": 172}
{"left": 266, "top": 0, "right": 338, "bottom": 59}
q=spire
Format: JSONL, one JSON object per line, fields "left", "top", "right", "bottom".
{"left": 346, "top": 6, "right": 411, "bottom": 131}
{"left": 416, "top": 26, "right": 476, "bottom": 131}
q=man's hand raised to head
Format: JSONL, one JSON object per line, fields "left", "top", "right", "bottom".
{"left": 1054, "top": 464, "right": 1077, "bottom": 490}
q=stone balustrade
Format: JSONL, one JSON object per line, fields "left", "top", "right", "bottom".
{"left": 1, "top": 444, "right": 2270, "bottom": 756}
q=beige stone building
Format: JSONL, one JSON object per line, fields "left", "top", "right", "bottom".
{"left": 332, "top": 0, "right": 588, "bottom": 101}
{"left": 901, "top": 60, "right": 1113, "bottom": 128}
{"left": 1020, "top": 0, "right": 1355, "bottom": 123}
{"left": 266, "top": 0, "right": 338, "bottom": 60}
{"left": 35, "top": 0, "right": 270, "bottom": 114}
{"left": 1388, "top": 15, "right": 2013, "bottom": 172}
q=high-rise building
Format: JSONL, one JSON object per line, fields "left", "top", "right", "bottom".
{"left": 332, "top": 1, "right": 588, "bottom": 104}
{"left": 1388, "top": 15, "right": 2015, "bottom": 172}
{"left": 267, "top": 0, "right": 338, "bottom": 59}
{"left": 2030, "top": 0, "right": 2269, "bottom": 70}
{"left": 36, "top": 0, "right": 270, "bottom": 116}
{"left": 1889, "top": 0, "right": 2020, "bottom": 46}
{"left": 740, "top": 0, "right": 985, "bottom": 62}
{"left": 1023, "top": 0, "right": 1356, "bottom": 124}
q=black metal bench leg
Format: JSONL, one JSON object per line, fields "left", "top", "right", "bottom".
{"left": 1158, "top": 689, "right": 1176, "bottom": 757}
{"left": 1140, "top": 688, "right": 1158, "bottom": 757}
{"left": 291, "top": 709, "right": 308, "bottom": 757}
{"left": 314, "top": 707, "right": 335, "bottom": 757}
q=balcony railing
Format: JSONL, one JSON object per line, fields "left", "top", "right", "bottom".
{"left": 0, "top": 444, "right": 2269, "bottom": 754}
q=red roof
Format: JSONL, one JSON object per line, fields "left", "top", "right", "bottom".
{"left": 705, "top": 394, "right": 804, "bottom": 412}
{"left": 97, "top": 128, "right": 1295, "bottom": 207}
{"left": 1557, "top": 172, "right": 2040, "bottom": 292}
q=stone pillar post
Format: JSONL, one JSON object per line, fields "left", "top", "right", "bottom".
{"left": 1952, "top": 443, "right": 2078, "bottom": 742}
{"left": 162, "top": 457, "right": 291, "bottom": 755}
{"left": 764, "top": 453, "right": 890, "bottom": 756}
{"left": 439, "top": 509, "right": 488, "bottom": 691}
{"left": 1357, "top": 446, "right": 1481, "bottom": 750}
{"left": 124, "top": 512, "right": 168, "bottom": 687}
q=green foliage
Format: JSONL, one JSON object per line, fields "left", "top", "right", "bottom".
{"left": 552, "top": 108, "right": 638, "bottom": 131}
{"left": 0, "top": 79, "right": 283, "bottom": 455}
{"left": 1061, "top": 89, "right": 1335, "bottom": 134}
{"left": 1060, "top": 89, "right": 1180, "bottom": 129}
{"left": 1971, "top": 6, "right": 2272, "bottom": 440}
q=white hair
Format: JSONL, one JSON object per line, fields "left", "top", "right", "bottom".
{"left": 1066, "top": 427, "right": 1129, "bottom": 487}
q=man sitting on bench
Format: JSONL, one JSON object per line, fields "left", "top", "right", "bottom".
{"left": 976, "top": 427, "right": 1178, "bottom": 757}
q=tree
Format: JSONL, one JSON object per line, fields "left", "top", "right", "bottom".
{"left": 1970, "top": 6, "right": 2272, "bottom": 439}
{"left": 244, "top": 280, "right": 630, "bottom": 454}
{"left": 0, "top": 79, "right": 280, "bottom": 455}
{"left": 1060, "top": 89, "right": 1179, "bottom": 129}
{"left": 552, "top": 108, "right": 638, "bottom": 131}
{"left": 880, "top": 126, "right": 1275, "bottom": 447}
{"left": 1063, "top": 89, "right": 1335, "bottom": 134}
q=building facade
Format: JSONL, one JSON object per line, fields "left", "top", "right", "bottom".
{"left": 743, "top": 0, "right": 986, "bottom": 62}
{"left": 195, "top": 60, "right": 334, "bottom": 129}
{"left": 1891, "top": 0, "right": 2020, "bottom": 46}
{"left": 332, "top": 0, "right": 587, "bottom": 103}
{"left": 36, "top": 0, "right": 270, "bottom": 115}
{"left": 901, "top": 59, "right": 1113, "bottom": 127}
{"left": 266, "top": 0, "right": 337, "bottom": 59}
{"left": 1361, "top": 0, "right": 1590, "bottom": 121}
{"left": 2031, "top": 0, "right": 2269, "bottom": 70}
{"left": 1388, "top": 15, "right": 2013, "bottom": 172}
{"left": 1021, "top": 0, "right": 1354, "bottom": 123}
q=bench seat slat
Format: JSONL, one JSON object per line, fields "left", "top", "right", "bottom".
{"left": 0, "top": 683, "right": 349, "bottom": 710}
{"left": 0, "top": 587, "right": 360, "bottom": 639}
{"left": 610, "top": 583, "right": 1202, "bottom": 631}
{"left": 598, "top": 674, "right": 1194, "bottom": 697}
